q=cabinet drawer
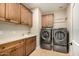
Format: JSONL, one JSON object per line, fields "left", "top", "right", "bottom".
{"left": 0, "top": 40, "right": 24, "bottom": 53}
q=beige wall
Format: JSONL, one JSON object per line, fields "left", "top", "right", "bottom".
{"left": 53, "top": 9, "right": 67, "bottom": 29}
{"left": 31, "top": 8, "right": 42, "bottom": 49}
{"left": 67, "top": 4, "right": 73, "bottom": 55}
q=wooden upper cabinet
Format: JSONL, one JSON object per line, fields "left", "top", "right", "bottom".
{"left": 0, "top": 3, "right": 6, "bottom": 21}
{"left": 28, "top": 11, "right": 32, "bottom": 27}
{"left": 0, "top": 3, "right": 32, "bottom": 27}
{"left": 20, "top": 5, "right": 28, "bottom": 25}
{"left": 6, "top": 3, "right": 20, "bottom": 23}
{"left": 42, "top": 14, "right": 54, "bottom": 27}
{"left": 21, "top": 5, "right": 32, "bottom": 27}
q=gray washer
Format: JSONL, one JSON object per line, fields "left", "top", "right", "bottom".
{"left": 40, "top": 43, "right": 52, "bottom": 50}
{"left": 40, "top": 28, "right": 52, "bottom": 44}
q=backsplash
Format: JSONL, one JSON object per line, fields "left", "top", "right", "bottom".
{"left": 0, "top": 21, "right": 31, "bottom": 40}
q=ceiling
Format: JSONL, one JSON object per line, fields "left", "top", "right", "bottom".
{"left": 23, "top": 3, "right": 68, "bottom": 14}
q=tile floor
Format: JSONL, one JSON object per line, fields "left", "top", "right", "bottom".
{"left": 30, "top": 49, "right": 70, "bottom": 56}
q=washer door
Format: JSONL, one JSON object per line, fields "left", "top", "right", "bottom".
{"left": 41, "top": 30, "right": 49, "bottom": 40}
{"left": 54, "top": 30, "right": 67, "bottom": 45}
{"left": 41, "top": 29, "right": 52, "bottom": 43}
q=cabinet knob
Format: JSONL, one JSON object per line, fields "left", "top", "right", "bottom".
{"left": 11, "top": 49, "right": 16, "bottom": 52}
{"left": 1, "top": 54, "right": 6, "bottom": 56}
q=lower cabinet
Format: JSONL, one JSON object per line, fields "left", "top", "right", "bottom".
{"left": 0, "top": 40, "right": 25, "bottom": 56}
{"left": 0, "top": 36, "right": 36, "bottom": 56}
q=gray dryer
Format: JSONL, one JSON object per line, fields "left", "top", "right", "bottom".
{"left": 53, "top": 28, "right": 69, "bottom": 53}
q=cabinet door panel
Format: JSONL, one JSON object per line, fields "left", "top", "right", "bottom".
{"left": 47, "top": 15, "right": 53, "bottom": 27}
{"left": 10, "top": 42, "right": 24, "bottom": 56}
{"left": 16, "top": 43, "right": 24, "bottom": 56}
{"left": 25, "top": 37, "right": 36, "bottom": 56}
{"left": 26, "top": 44, "right": 31, "bottom": 55}
{"left": 27, "top": 11, "right": 32, "bottom": 27}
{"left": 42, "top": 14, "right": 54, "bottom": 27}
{"left": 0, "top": 3, "right": 6, "bottom": 21}
{"left": 6, "top": 3, "right": 20, "bottom": 23}
{"left": 21, "top": 5, "right": 28, "bottom": 25}
{"left": 21, "top": 5, "right": 32, "bottom": 27}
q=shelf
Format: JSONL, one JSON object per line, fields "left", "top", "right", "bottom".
{"left": 54, "top": 17, "right": 67, "bottom": 23}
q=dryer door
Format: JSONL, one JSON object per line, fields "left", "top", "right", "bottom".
{"left": 54, "top": 30, "right": 67, "bottom": 45}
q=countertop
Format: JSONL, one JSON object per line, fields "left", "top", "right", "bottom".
{"left": 0, "top": 34, "right": 36, "bottom": 45}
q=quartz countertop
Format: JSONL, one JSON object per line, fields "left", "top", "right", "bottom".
{"left": 0, "top": 34, "right": 36, "bottom": 45}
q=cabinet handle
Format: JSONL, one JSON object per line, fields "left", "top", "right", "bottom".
{"left": 2, "top": 47, "right": 6, "bottom": 49}
{"left": 1, "top": 54, "right": 6, "bottom": 56}
{"left": 19, "top": 42, "right": 21, "bottom": 43}
{"left": 11, "top": 49, "right": 16, "bottom": 52}
{"left": 6, "top": 19, "right": 10, "bottom": 21}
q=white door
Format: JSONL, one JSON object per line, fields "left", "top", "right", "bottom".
{"left": 72, "top": 3, "right": 79, "bottom": 56}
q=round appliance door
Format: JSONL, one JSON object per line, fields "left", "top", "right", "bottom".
{"left": 41, "top": 30, "right": 50, "bottom": 40}
{"left": 54, "top": 30, "right": 67, "bottom": 45}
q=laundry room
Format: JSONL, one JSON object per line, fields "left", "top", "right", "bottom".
{"left": 39, "top": 3, "right": 70, "bottom": 55}
{"left": 0, "top": 3, "right": 79, "bottom": 56}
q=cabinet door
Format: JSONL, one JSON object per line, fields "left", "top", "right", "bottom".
{"left": 25, "top": 39, "right": 32, "bottom": 55}
{"left": 0, "top": 3, "right": 6, "bottom": 21}
{"left": 27, "top": 10, "right": 32, "bottom": 27}
{"left": 16, "top": 46, "right": 24, "bottom": 56}
{"left": 42, "top": 14, "right": 54, "bottom": 27}
{"left": 10, "top": 42, "right": 24, "bottom": 56}
{"left": 6, "top": 3, "right": 20, "bottom": 23}
{"left": 42, "top": 15, "right": 48, "bottom": 27}
{"left": 47, "top": 15, "right": 54, "bottom": 27}
{"left": 21, "top": 5, "right": 32, "bottom": 27}
{"left": 25, "top": 44, "right": 31, "bottom": 55}
{"left": 25, "top": 37, "right": 36, "bottom": 56}
{"left": 32, "top": 40, "right": 36, "bottom": 50}
{"left": 21, "top": 5, "right": 28, "bottom": 25}
{"left": 15, "top": 43, "right": 24, "bottom": 56}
